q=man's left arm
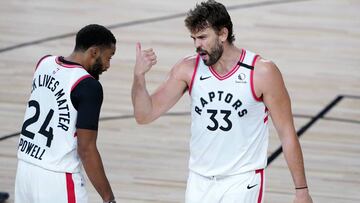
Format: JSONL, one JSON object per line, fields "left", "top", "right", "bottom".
{"left": 72, "top": 78, "right": 115, "bottom": 202}
{"left": 254, "top": 58, "right": 313, "bottom": 203}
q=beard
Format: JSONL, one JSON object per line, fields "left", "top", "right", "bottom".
{"left": 196, "top": 40, "right": 223, "bottom": 66}
{"left": 88, "top": 57, "right": 104, "bottom": 80}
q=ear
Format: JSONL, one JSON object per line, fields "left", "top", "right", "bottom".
{"left": 219, "top": 27, "right": 229, "bottom": 43}
{"left": 88, "top": 46, "right": 101, "bottom": 58}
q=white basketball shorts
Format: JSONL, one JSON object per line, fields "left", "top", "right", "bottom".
{"left": 185, "top": 169, "right": 265, "bottom": 203}
{"left": 15, "top": 160, "right": 88, "bottom": 203}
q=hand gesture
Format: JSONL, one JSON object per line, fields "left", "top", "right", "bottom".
{"left": 134, "top": 42, "right": 157, "bottom": 76}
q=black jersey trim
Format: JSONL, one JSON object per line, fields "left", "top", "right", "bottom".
{"left": 56, "top": 56, "right": 84, "bottom": 69}
{"left": 58, "top": 56, "right": 83, "bottom": 66}
{"left": 209, "top": 49, "right": 245, "bottom": 80}
{"left": 238, "top": 61, "right": 254, "bottom": 70}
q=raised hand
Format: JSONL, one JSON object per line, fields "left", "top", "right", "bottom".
{"left": 134, "top": 42, "right": 157, "bottom": 76}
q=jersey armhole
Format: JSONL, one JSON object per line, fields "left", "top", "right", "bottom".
{"left": 188, "top": 54, "right": 200, "bottom": 95}
{"left": 250, "top": 55, "right": 263, "bottom": 102}
{"left": 71, "top": 75, "right": 93, "bottom": 92}
{"left": 35, "top": 55, "right": 52, "bottom": 71}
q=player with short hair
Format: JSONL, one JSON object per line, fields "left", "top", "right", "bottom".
{"left": 15, "top": 24, "right": 117, "bottom": 203}
{"left": 132, "top": 1, "right": 313, "bottom": 202}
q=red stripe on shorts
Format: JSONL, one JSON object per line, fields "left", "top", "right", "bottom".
{"left": 256, "top": 169, "right": 264, "bottom": 203}
{"left": 66, "top": 173, "right": 76, "bottom": 203}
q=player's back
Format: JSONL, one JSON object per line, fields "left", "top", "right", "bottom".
{"left": 18, "top": 55, "right": 91, "bottom": 173}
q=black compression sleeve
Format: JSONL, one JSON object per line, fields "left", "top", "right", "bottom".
{"left": 71, "top": 77, "right": 103, "bottom": 130}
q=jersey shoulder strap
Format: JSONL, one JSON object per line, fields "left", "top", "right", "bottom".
{"left": 238, "top": 50, "right": 259, "bottom": 70}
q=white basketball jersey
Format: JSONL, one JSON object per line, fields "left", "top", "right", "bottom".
{"left": 18, "top": 56, "right": 91, "bottom": 173}
{"left": 189, "top": 49, "right": 269, "bottom": 176}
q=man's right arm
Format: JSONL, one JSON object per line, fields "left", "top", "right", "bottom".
{"left": 131, "top": 43, "right": 191, "bottom": 124}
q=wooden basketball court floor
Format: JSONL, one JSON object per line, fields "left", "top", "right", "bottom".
{"left": 0, "top": 0, "right": 359, "bottom": 202}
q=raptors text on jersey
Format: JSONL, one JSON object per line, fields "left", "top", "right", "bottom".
{"left": 189, "top": 50, "right": 269, "bottom": 177}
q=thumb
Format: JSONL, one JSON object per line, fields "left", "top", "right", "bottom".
{"left": 136, "top": 42, "right": 141, "bottom": 56}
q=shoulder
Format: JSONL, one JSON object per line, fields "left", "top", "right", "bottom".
{"left": 35, "top": 55, "right": 52, "bottom": 69}
{"left": 74, "top": 77, "right": 103, "bottom": 98}
{"left": 79, "top": 77, "right": 102, "bottom": 90}
{"left": 37, "top": 54, "right": 52, "bottom": 63}
{"left": 253, "top": 56, "right": 285, "bottom": 94}
{"left": 171, "top": 54, "right": 198, "bottom": 84}
{"left": 254, "top": 56, "right": 282, "bottom": 81}
{"left": 173, "top": 54, "right": 198, "bottom": 72}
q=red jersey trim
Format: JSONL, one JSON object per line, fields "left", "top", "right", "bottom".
{"left": 66, "top": 173, "right": 76, "bottom": 203}
{"left": 256, "top": 169, "right": 264, "bottom": 203}
{"left": 71, "top": 75, "right": 93, "bottom": 92}
{"left": 240, "top": 49, "right": 246, "bottom": 63}
{"left": 264, "top": 107, "right": 269, "bottom": 123}
{"left": 264, "top": 115, "right": 268, "bottom": 123}
{"left": 209, "top": 49, "right": 245, "bottom": 81}
{"left": 55, "top": 57, "right": 84, "bottom": 69}
{"left": 35, "top": 55, "right": 52, "bottom": 71}
{"left": 250, "top": 55, "right": 262, "bottom": 102}
{"left": 189, "top": 55, "right": 200, "bottom": 95}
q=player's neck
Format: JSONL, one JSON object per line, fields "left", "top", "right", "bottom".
{"left": 64, "top": 52, "right": 89, "bottom": 70}
{"left": 212, "top": 44, "right": 242, "bottom": 74}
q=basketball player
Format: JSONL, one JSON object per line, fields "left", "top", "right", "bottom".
{"left": 132, "top": 1, "right": 313, "bottom": 202}
{"left": 15, "top": 24, "right": 117, "bottom": 203}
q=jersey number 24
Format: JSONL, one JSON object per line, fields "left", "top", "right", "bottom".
{"left": 21, "top": 100, "right": 54, "bottom": 147}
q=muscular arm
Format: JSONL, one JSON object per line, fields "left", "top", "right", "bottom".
{"left": 77, "top": 129, "right": 114, "bottom": 202}
{"left": 131, "top": 43, "right": 192, "bottom": 124}
{"left": 72, "top": 78, "right": 114, "bottom": 202}
{"left": 254, "top": 58, "right": 312, "bottom": 202}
